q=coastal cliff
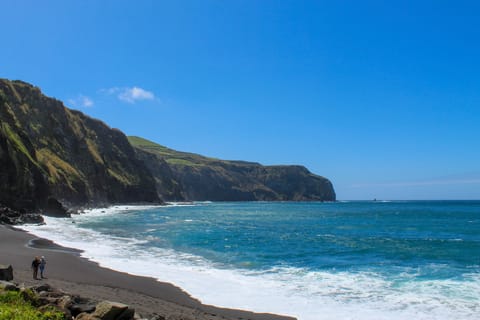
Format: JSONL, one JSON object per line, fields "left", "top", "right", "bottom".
{"left": 129, "top": 136, "right": 336, "bottom": 202}
{"left": 0, "top": 79, "right": 159, "bottom": 215}
{"left": 0, "top": 78, "right": 335, "bottom": 220}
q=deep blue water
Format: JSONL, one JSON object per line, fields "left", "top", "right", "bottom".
{"left": 24, "top": 201, "right": 480, "bottom": 320}
{"left": 82, "top": 201, "right": 480, "bottom": 274}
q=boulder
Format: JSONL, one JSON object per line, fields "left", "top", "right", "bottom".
{"left": 44, "top": 197, "right": 70, "bottom": 217}
{"left": 0, "top": 280, "right": 18, "bottom": 291}
{"left": 37, "top": 296, "right": 59, "bottom": 306}
{"left": 70, "top": 303, "right": 97, "bottom": 317}
{"left": 32, "top": 283, "right": 53, "bottom": 293}
{"left": 0, "top": 264, "right": 13, "bottom": 281}
{"left": 133, "top": 313, "right": 148, "bottom": 320}
{"left": 75, "top": 312, "right": 98, "bottom": 320}
{"left": 69, "top": 296, "right": 97, "bottom": 316}
{"left": 57, "top": 295, "right": 73, "bottom": 309}
{"left": 19, "top": 213, "right": 44, "bottom": 224}
{"left": 91, "top": 301, "right": 130, "bottom": 320}
{"left": 116, "top": 307, "right": 135, "bottom": 320}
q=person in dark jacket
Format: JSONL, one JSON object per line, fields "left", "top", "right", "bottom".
{"left": 31, "top": 256, "right": 40, "bottom": 280}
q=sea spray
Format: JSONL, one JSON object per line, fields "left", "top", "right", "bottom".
{"left": 20, "top": 201, "right": 480, "bottom": 320}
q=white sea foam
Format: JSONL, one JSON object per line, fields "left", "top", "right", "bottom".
{"left": 76, "top": 205, "right": 162, "bottom": 218}
{"left": 19, "top": 208, "right": 480, "bottom": 320}
{"left": 166, "top": 201, "right": 213, "bottom": 208}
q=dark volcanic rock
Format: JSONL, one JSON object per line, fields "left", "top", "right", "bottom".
{"left": 70, "top": 303, "right": 97, "bottom": 317}
{"left": 0, "top": 79, "right": 161, "bottom": 217}
{"left": 44, "top": 197, "right": 70, "bottom": 217}
{"left": 91, "top": 300, "right": 131, "bottom": 320}
{"left": 0, "top": 265, "right": 13, "bottom": 281}
{"left": 129, "top": 136, "right": 336, "bottom": 202}
{"left": 0, "top": 279, "right": 17, "bottom": 290}
{"left": 0, "top": 77, "right": 335, "bottom": 220}
{"left": 0, "top": 206, "right": 43, "bottom": 225}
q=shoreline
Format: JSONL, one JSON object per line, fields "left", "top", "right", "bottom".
{"left": 0, "top": 224, "right": 296, "bottom": 320}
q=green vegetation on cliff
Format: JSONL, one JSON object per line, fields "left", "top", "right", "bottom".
{"left": 0, "top": 78, "right": 334, "bottom": 216}
{"left": 0, "top": 79, "right": 159, "bottom": 213}
{"left": 128, "top": 136, "right": 217, "bottom": 167}
{"left": 128, "top": 136, "right": 336, "bottom": 202}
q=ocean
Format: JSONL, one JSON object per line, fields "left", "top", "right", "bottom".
{"left": 20, "top": 201, "right": 480, "bottom": 320}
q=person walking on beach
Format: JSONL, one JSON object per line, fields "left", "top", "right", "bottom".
{"left": 31, "top": 256, "right": 40, "bottom": 280}
{"left": 39, "top": 256, "right": 46, "bottom": 279}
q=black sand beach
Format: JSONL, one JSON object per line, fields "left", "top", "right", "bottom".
{"left": 0, "top": 225, "right": 295, "bottom": 320}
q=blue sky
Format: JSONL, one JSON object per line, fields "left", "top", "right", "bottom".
{"left": 1, "top": 1, "right": 480, "bottom": 200}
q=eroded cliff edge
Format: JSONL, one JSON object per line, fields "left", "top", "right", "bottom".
{"left": 0, "top": 79, "right": 159, "bottom": 216}
{"left": 128, "top": 136, "right": 336, "bottom": 202}
{"left": 0, "top": 78, "right": 335, "bottom": 221}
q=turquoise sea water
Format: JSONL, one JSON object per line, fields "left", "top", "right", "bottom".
{"left": 22, "top": 201, "right": 480, "bottom": 320}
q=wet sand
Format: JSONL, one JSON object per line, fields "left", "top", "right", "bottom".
{"left": 0, "top": 225, "right": 296, "bottom": 320}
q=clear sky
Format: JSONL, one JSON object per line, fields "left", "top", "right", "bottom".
{"left": 1, "top": 1, "right": 479, "bottom": 200}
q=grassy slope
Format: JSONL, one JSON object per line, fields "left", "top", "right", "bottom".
{"left": 128, "top": 136, "right": 220, "bottom": 167}
{"left": 128, "top": 136, "right": 336, "bottom": 202}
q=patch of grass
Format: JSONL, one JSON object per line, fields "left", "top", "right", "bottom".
{"left": 127, "top": 136, "right": 162, "bottom": 149}
{"left": 165, "top": 158, "right": 203, "bottom": 167}
{"left": 0, "top": 290, "right": 64, "bottom": 320}
{"left": 30, "top": 122, "right": 42, "bottom": 134}
{"left": 107, "top": 168, "right": 137, "bottom": 185}
{"left": 36, "top": 148, "right": 83, "bottom": 189}
{"left": 19, "top": 103, "right": 30, "bottom": 114}
{"left": 1, "top": 123, "right": 37, "bottom": 165}
{"left": 0, "top": 89, "right": 7, "bottom": 102}
{"left": 128, "top": 136, "right": 216, "bottom": 167}
{"left": 3, "top": 103, "right": 22, "bottom": 127}
{"left": 7, "top": 82, "right": 22, "bottom": 103}
{"left": 86, "top": 138, "right": 104, "bottom": 164}
{"left": 128, "top": 136, "right": 176, "bottom": 156}
{"left": 65, "top": 109, "right": 84, "bottom": 138}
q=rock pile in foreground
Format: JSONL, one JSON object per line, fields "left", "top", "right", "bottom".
{"left": 0, "top": 280, "right": 168, "bottom": 320}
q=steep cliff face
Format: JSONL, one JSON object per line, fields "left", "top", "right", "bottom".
{"left": 0, "top": 79, "right": 159, "bottom": 213}
{"left": 129, "top": 136, "right": 336, "bottom": 202}
{"left": 0, "top": 78, "right": 335, "bottom": 218}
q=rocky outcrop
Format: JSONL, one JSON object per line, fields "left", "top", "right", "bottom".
{"left": 0, "top": 206, "right": 44, "bottom": 225}
{"left": 0, "top": 279, "right": 17, "bottom": 291}
{"left": 0, "top": 281, "right": 141, "bottom": 320}
{"left": 0, "top": 265, "right": 13, "bottom": 281}
{"left": 88, "top": 301, "right": 135, "bottom": 320}
{"left": 129, "top": 136, "right": 336, "bottom": 202}
{"left": 0, "top": 79, "right": 160, "bottom": 215}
